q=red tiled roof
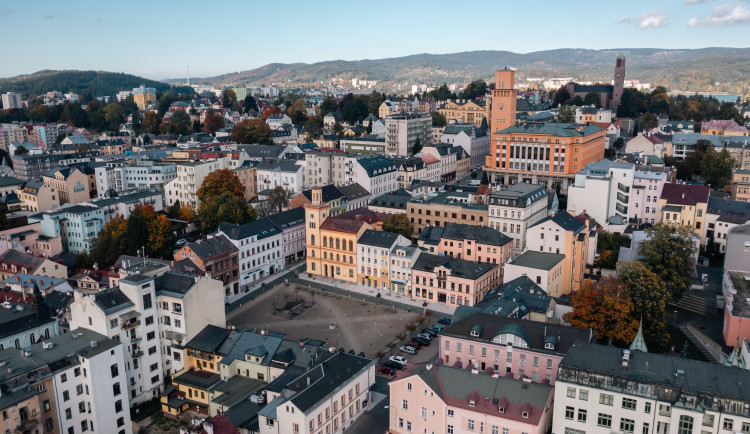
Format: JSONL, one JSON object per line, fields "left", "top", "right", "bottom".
{"left": 701, "top": 119, "right": 748, "bottom": 132}
{"left": 319, "top": 207, "right": 388, "bottom": 233}
{"left": 320, "top": 218, "right": 365, "bottom": 234}
{"left": 660, "top": 183, "right": 710, "bottom": 205}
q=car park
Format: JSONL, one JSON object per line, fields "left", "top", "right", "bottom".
{"left": 415, "top": 337, "right": 431, "bottom": 346}
{"left": 421, "top": 328, "right": 438, "bottom": 337}
{"left": 417, "top": 332, "right": 433, "bottom": 341}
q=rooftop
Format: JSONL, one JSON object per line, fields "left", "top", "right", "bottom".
{"left": 497, "top": 122, "right": 604, "bottom": 137}
{"left": 661, "top": 183, "right": 710, "bottom": 206}
{"left": 508, "top": 251, "right": 565, "bottom": 271}
{"left": 413, "top": 253, "right": 498, "bottom": 280}
{"left": 357, "top": 229, "right": 404, "bottom": 248}
{"left": 729, "top": 271, "right": 750, "bottom": 317}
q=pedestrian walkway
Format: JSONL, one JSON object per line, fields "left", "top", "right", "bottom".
{"left": 297, "top": 273, "right": 455, "bottom": 316}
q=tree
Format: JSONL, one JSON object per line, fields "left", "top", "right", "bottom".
{"left": 124, "top": 204, "right": 156, "bottom": 256}
{"left": 262, "top": 105, "right": 281, "bottom": 120}
{"left": 431, "top": 112, "right": 447, "bottom": 127}
{"left": 382, "top": 214, "right": 413, "bottom": 239}
{"left": 553, "top": 85, "right": 571, "bottom": 107}
{"left": 231, "top": 119, "right": 271, "bottom": 144}
{"left": 147, "top": 214, "right": 176, "bottom": 259}
{"left": 13, "top": 145, "right": 28, "bottom": 156}
{"left": 459, "top": 80, "right": 488, "bottom": 100}
{"left": 616, "top": 261, "right": 669, "bottom": 351}
{"left": 221, "top": 89, "right": 237, "bottom": 109}
{"left": 481, "top": 171, "right": 489, "bottom": 185}
{"left": 596, "top": 250, "right": 617, "bottom": 269}
{"left": 197, "top": 169, "right": 246, "bottom": 204}
{"left": 640, "top": 112, "right": 659, "bottom": 132}
{"left": 178, "top": 204, "right": 195, "bottom": 223}
{"left": 141, "top": 111, "right": 161, "bottom": 135}
{"left": 555, "top": 105, "right": 575, "bottom": 123}
{"left": 563, "top": 277, "right": 639, "bottom": 346}
{"left": 243, "top": 95, "right": 258, "bottom": 113}
{"left": 55, "top": 133, "right": 67, "bottom": 145}
{"left": 286, "top": 98, "right": 307, "bottom": 125}
{"left": 162, "top": 110, "right": 191, "bottom": 136}
{"left": 584, "top": 92, "right": 601, "bottom": 108}
{"left": 166, "top": 200, "right": 182, "bottom": 219}
{"left": 103, "top": 102, "right": 125, "bottom": 131}
{"left": 131, "top": 111, "right": 141, "bottom": 137}
{"left": 319, "top": 96, "right": 338, "bottom": 116}
{"left": 90, "top": 215, "right": 128, "bottom": 268}
{"left": 268, "top": 187, "right": 288, "bottom": 213}
{"left": 700, "top": 148, "right": 735, "bottom": 189}
{"left": 0, "top": 205, "right": 8, "bottom": 231}
{"left": 639, "top": 223, "right": 696, "bottom": 300}
{"left": 202, "top": 113, "right": 225, "bottom": 136}
{"left": 428, "top": 83, "right": 452, "bottom": 101}
{"left": 197, "top": 191, "right": 258, "bottom": 234}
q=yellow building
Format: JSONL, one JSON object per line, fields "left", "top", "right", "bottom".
{"left": 439, "top": 99, "right": 489, "bottom": 128}
{"left": 732, "top": 169, "right": 750, "bottom": 202}
{"left": 700, "top": 120, "right": 750, "bottom": 136}
{"left": 659, "top": 183, "right": 710, "bottom": 244}
{"left": 133, "top": 85, "right": 156, "bottom": 110}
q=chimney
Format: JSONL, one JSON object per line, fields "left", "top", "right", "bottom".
{"left": 622, "top": 349, "right": 630, "bottom": 369}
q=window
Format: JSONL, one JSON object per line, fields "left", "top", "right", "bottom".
{"left": 143, "top": 294, "right": 152, "bottom": 309}
{"left": 65, "top": 408, "right": 71, "bottom": 420}
{"left": 599, "top": 393, "right": 613, "bottom": 405}
{"left": 577, "top": 409, "right": 587, "bottom": 423}
{"left": 597, "top": 413, "right": 612, "bottom": 428}
{"left": 147, "top": 331, "right": 156, "bottom": 340}
{"left": 117, "top": 417, "right": 125, "bottom": 427}
{"left": 110, "top": 319, "right": 118, "bottom": 329}
{"left": 111, "top": 364, "right": 119, "bottom": 377}
{"left": 741, "top": 422, "right": 750, "bottom": 433}
{"left": 63, "top": 391, "right": 70, "bottom": 401}
{"left": 406, "top": 382, "right": 412, "bottom": 391}
{"left": 115, "top": 400, "right": 123, "bottom": 412}
{"left": 724, "top": 419, "right": 734, "bottom": 430}
{"left": 567, "top": 387, "right": 576, "bottom": 398}
{"left": 620, "top": 418, "right": 635, "bottom": 433}
{"left": 113, "top": 382, "right": 121, "bottom": 396}
{"left": 61, "top": 373, "right": 67, "bottom": 383}
{"left": 448, "top": 426, "right": 454, "bottom": 434}
{"left": 402, "top": 399, "right": 408, "bottom": 410}
{"left": 643, "top": 423, "right": 650, "bottom": 434}
{"left": 420, "top": 407, "right": 427, "bottom": 418}
{"left": 622, "top": 397, "right": 637, "bottom": 410}
{"left": 447, "top": 409, "right": 454, "bottom": 417}
{"left": 145, "top": 316, "right": 154, "bottom": 326}
{"left": 468, "top": 419, "right": 475, "bottom": 430}
{"left": 645, "top": 402, "right": 651, "bottom": 414}
{"left": 579, "top": 390, "right": 588, "bottom": 401}
{"left": 565, "top": 406, "right": 574, "bottom": 420}
{"left": 78, "top": 402, "right": 85, "bottom": 413}
{"left": 678, "top": 415, "right": 693, "bottom": 434}
{"left": 76, "top": 384, "right": 83, "bottom": 395}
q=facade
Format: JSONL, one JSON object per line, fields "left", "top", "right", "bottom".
{"left": 0, "top": 223, "right": 63, "bottom": 258}
{"left": 256, "top": 158, "right": 304, "bottom": 195}
{"left": 29, "top": 204, "right": 105, "bottom": 254}
{"left": 173, "top": 235, "right": 240, "bottom": 297}
{"left": 356, "top": 229, "right": 410, "bottom": 290}
{"left": 391, "top": 157, "right": 425, "bottom": 189}
{"left": 265, "top": 207, "right": 306, "bottom": 265}
{"left": 133, "top": 85, "right": 156, "bottom": 110}
{"left": 385, "top": 113, "right": 431, "bottom": 156}
{"left": 407, "top": 191, "right": 489, "bottom": 236}
{"left": 489, "top": 68, "right": 517, "bottom": 146}
{"left": 355, "top": 155, "right": 397, "bottom": 196}
{"left": 0, "top": 250, "right": 67, "bottom": 280}
{"left": 440, "top": 123, "right": 491, "bottom": 169}
{"left": 389, "top": 245, "right": 421, "bottom": 295}
{"left": 411, "top": 253, "right": 501, "bottom": 308}
{"left": 0, "top": 124, "right": 28, "bottom": 151}
{"left": 732, "top": 169, "right": 750, "bottom": 202}
{"left": 701, "top": 119, "right": 750, "bottom": 136}
{"left": 214, "top": 218, "right": 284, "bottom": 288}
{"left": 439, "top": 99, "right": 489, "bottom": 128}
{"left": 553, "top": 341, "right": 750, "bottom": 434}
{"left": 527, "top": 212, "right": 589, "bottom": 293}
{"left": 90, "top": 189, "right": 163, "bottom": 224}
{"left": 340, "top": 136, "right": 387, "bottom": 155}
{"left": 488, "top": 183, "right": 549, "bottom": 253}
{"left": 422, "top": 144, "right": 458, "bottom": 182}
{"left": 1, "top": 92, "right": 22, "bottom": 110}
{"left": 624, "top": 133, "right": 667, "bottom": 159}
{"left": 12, "top": 152, "right": 98, "bottom": 181}
{"left": 18, "top": 180, "right": 60, "bottom": 212}
{"left": 0, "top": 285, "right": 59, "bottom": 351}
{"left": 0, "top": 328, "right": 132, "bottom": 434}
{"left": 94, "top": 160, "right": 177, "bottom": 196}
{"left": 504, "top": 251, "right": 566, "bottom": 297}
{"left": 165, "top": 158, "right": 228, "bottom": 209}
{"left": 722, "top": 224, "right": 750, "bottom": 345}
{"left": 418, "top": 222, "right": 513, "bottom": 266}
{"left": 659, "top": 183, "right": 710, "bottom": 245}
{"left": 42, "top": 167, "right": 92, "bottom": 205}
{"left": 389, "top": 363, "right": 553, "bottom": 434}
{"left": 485, "top": 122, "right": 607, "bottom": 192}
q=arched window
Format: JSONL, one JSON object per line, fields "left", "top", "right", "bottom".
{"left": 336, "top": 254, "right": 340, "bottom": 262}
{"left": 336, "top": 238, "right": 340, "bottom": 249}
{"left": 44, "top": 329, "right": 50, "bottom": 338}
{"left": 311, "top": 235, "right": 315, "bottom": 246}
{"left": 349, "top": 240, "right": 353, "bottom": 251}
{"left": 323, "top": 237, "right": 327, "bottom": 247}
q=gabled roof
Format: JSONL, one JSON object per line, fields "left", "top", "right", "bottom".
{"left": 265, "top": 207, "right": 306, "bottom": 231}
{"left": 370, "top": 189, "right": 411, "bottom": 210}
{"left": 301, "top": 185, "right": 344, "bottom": 203}
{"left": 186, "top": 324, "right": 231, "bottom": 354}
{"left": 476, "top": 276, "right": 552, "bottom": 318}
{"left": 183, "top": 235, "right": 237, "bottom": 261}
{"left": 413, "top": 253, "right": 497, "bottom": 280}
{"left": 439, "top": 222, "right": 513, "bottom": 246}
{"left": 0, "top": 250, "right": 46, "bottom": 271}
{"left": 356, "top": 155, "right": 396, "bottom": 177}
{"left": 661, "top": 183, "right": 710, "bottom": 206}
{"left": 337, "top": 183, "right": 369, "bottom": 200}
{"left": 357, "top": 229, "right": 403, "bottom": 248}
{"left": 154, "top": 272, "right": 197, "bottom": 298}
{"left": 217, "top": 218, "right": 281, "bottom": 241}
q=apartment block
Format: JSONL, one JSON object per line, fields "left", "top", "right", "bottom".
{"left": 488, "top": 183, "right": 549, "bottom": 254}
{"left": 1, "top": 92, "right": 22, "bottom": 110}
{"left": 411, "top": 253, "right": 501, "bottom": 308}
{"left": 385, "top": 113, "right": 431, "bottom": 156}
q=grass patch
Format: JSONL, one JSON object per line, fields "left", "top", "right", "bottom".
{"left": 665, "top": 323, "right": 708, "bottom": 362}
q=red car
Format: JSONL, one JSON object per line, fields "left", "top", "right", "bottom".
{"left": 379, "top": 366, "right": 395, "bottom": 375}
{"left": 407, "top": 341, "right": 422, "bottom": 350}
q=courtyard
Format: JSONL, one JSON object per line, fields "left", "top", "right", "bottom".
{"left": 227, "top": 282, "right": 439, "bottom": 364}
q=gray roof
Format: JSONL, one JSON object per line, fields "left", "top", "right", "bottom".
{"left": 217, "top": 218, "right": 281, "bottom": 241}
{"left": 154, "top": 273, "right": 197, "bottom": 298}
{"left": 356, "top": 155, "right": 396, "bottom": 177}
{"left": 337, "top": 183, "right": 369, "bottom": 200}
{"left": 370, "top": 189, "right": 411, "bottom": 211}
{"left": 413, "top": 253, "right": 497, "bottom": 280}
{"left": 489, "top": 183, "right": 548, "bottom": 207}
{"left": 186, "top": 325, "right": 231, "bottom": 354}
{"left": 184, "top": 235, "right": 237, "bottom": 260}
{"left": 91, "top": 287, "right": 135, "bottom": 315}
{"left": 560, "top": 341, "right": 750, "bottom": 404}
{"left": 90, "top": 190, "right": 160, "bottom": 208}
{"left": 509, "top": 251, "right": 564, "bottom": 271}
{"left": 265, "top": 207, "right": 305, "bottom": 231}
{"left": 0, "top": 176, "right": 24, "bottom": 187}
{"left": 497, "top": 122, "right": 604, "bottom": 137}
{"left": 435, "top": 222, "right": 512, "bottom": 247}
{"left": 238, "top": 144, "right": 285, "bottom": 159}
{"left": 530, "top": 211, "right": 586, "bottom": 234}
{"left": 358, "top": 229, "right": 404, "bottom": 248}
{"left": 257, "top": 158, "right": 301, "bottom": 173}
{"left": 476, "top": 276, "right": 552, "bottom": 318}
{"left": 218, "top": 330, "right": 284, "bottom": 367}
{"left": 300, "top": 185, "right": 344, "bottom": 203}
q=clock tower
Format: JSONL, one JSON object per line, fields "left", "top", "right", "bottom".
{"left": 486, "top": 68, "right": 517, "bottom": 173}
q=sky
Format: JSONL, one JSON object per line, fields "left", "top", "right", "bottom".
{"left": 1, "top": 0, "right": 750, "bottom": 80}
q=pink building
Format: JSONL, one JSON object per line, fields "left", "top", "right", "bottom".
{"left": 418, "top": 222, "right": 513, "bottom": 265}
{"left": 389, "top": 363, "right": 553, "bottom": 434}
{"left": 723, "top": 270, "right": 750, "bottom": 346}
{"left": 411, "top": 254, "right": 501, "bottom": 307}
{"left": 439, "top": 312, "right": 592, "bottom": 385}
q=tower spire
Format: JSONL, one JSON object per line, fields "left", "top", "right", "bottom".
{"left": 629, "top": 318, "right": 648, "bottom": 353}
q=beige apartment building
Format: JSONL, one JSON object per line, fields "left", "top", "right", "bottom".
{"left": 18, "top": 180, "right": 59, "bottom": 212}
{"left": 42, "top": 167, "right": 91, "bottom": 205}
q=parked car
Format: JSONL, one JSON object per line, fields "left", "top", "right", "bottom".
{"left": 415, "top": 336, "right": 431, "bottom": 346}
{"left": 389, "top": 355, "right": 408, "bottom": 366}
{"left": 438, "top": 317, "right": 451, "bottom": 326}
{"left": 417, "top": 333, "right": 433, "bottom": 341}
{"left": 176, "top": 238, "right": 187, "bottom": 247}
{"left": 379, "top": 366, "right": 395, "bottom": 375}
{"left": 400, "top": 345, "right": 418, "bottom": 355}
{"left": 383, "top": 361, "right": 404, "bottom": 371}
{"left": 429, "top": 325, "right": 444, "bottom": 333}
{"left": 406, "top": 341, "right": 422, "bottom": 349}
{"left": 421, "top": 328, "right": 438, "bottom": 337}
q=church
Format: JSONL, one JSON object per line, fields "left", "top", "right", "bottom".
{"left": 566, "top": 56, "right": 626, "bottom": 112}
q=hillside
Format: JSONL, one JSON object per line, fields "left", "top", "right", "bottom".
{"left": 182, "top": 48, "right": 750, "bottom": 95}
{"left": 0, "top": 70, "right": 172, "bottom": 98}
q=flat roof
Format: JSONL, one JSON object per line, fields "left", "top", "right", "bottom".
{"left": 509, "top": 251, "right": 564, "bottom": 271}
{"left": 729, "top": 271, "right": 750, "bottom": 317}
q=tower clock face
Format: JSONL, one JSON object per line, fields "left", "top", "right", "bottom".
{"left": 497, "top": 102, "right": 504, "bottom": 110}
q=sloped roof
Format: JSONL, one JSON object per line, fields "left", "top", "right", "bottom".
{"left": 358, "top": 229, "right": 403, "bottom": 248}
{"left": 661, "top": 183, "right": 710, "bottom": 206}
{"left": 186, "top": 324, "right": 231, "bottom": 353}
{"left": 530, "top": 211, "right": 586, "bottom": 234}
{"left": 300, "top": 185, "right": 344, "bottom": 203}
{"left": 183, "top": 235, "right": 237, "bottom": 261}
{"left": 413, "top": 253, "right": 497, "bottom": 280}
{"left": 217, "top": 218, "right": 281, "bottom": 241}
{"left": 337, "top": 183, "right": 369, "bottom": 200}
{"left": 92, "top": 287, "right": 134, "bottom": 315}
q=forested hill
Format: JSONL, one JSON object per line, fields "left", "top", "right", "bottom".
{"left": 183, "top": 48, "right": 750, "bottom": 95}
{"left": 0, "top": 70, "right": 172, "bottom": 98}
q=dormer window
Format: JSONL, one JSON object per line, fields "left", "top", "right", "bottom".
{"left": 470, "top": 330, "right": 480, "bottom": 337}
{"left": 498, "top": 407, "right": 504, "bottom": 413}
{"left": 545, "top": 342, "right": 555, "bottom": 350}
{"left": 468, "top": 400, "right": 475, "bottom": 407}
{"left": 522, "top": 411, "right": 529, "bottom": 419}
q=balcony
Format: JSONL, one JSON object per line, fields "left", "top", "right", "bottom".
{"left": 616, "top": 192, "right": 628, "bottom": 204}
{"left": 132, "top": 349, "right": 143, "bottom": 358}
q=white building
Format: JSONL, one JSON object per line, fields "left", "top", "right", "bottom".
{"left": 553, "top": 341, "right": 750, "bottom": 434}
{"left": 266, "top": 114, "right": 292, "bottom": 130}
{"left": 91, "top": 189, "right": 164, "bottom": 224}
{"left": 574, "top": 106, "right": 612, "bottom": 123}
{"left": 389, "top": 245, "right": 422, "bottom": 295}
{"left": 422, "top": 144, "right": 458, "bottom": 182}
{"left": 488, "top": 183, "right": 549, "bottom": 253}
{"left": 305, "top": 151, "right": 396, "bottom": 195}
{"left": 214, "top": 218, "right": 284, "bottom": 287}
{"left": 440, "top": 124, "right": 491, "bottom": 169}
{"left": 1, "top": 92, "right": 22, "bottom": 110}
{"left": 355, "top": 155, "right": 397, "bottom": 196}
{"left": 256, "top": 158, "right": 304, "bottom": 195}
{"left": 356, "top": 230, "right": 410, "bottom": 290}
{"left": 164, "top": 158, "right": 229, "bottom": 209}
{"left": 95, "top": 160, "right": 177, "bottom": 196}
{"left": 385, "top": 113, "right": 431, "bottom": 156}
{"left": 567, "top": 160, "right": 671, "bottom": 228}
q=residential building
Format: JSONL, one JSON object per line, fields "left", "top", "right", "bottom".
{"left": 485, "top": 122, "right": 607, "bottom": 192}
{"left": 357, "top": 229, "right": 410, "bottom": 290}
{"left": 0, "top": 284, "right": 59, "bottom": 350}
{"left": 440, "top": 123, "right": 491, "bottom": 169}
{"left": 323, "top": 111, "right": 343, "bottom": 130}
{"left": 419, "top": 153, "right": 441, "bottom": 182}
{"left": 407, "top": 190, "right": 489, "bottom": 236}
{"left": 389, "top": 363, "right": 553, "bottom": 434}
{"left": 390, "top": 157, "right": 425, "bottom": 189}
{"left": 90, "top": 189, "right": 164, "bottom": 224}
{"left": 385, "top": 113, "right": 431, "bottom": 156}
{"left": 340, "top": 135, "right": 387, "bottom": 155}
{"left": 233, "top": 160, "right": 258, "bottom": 202}
{"left": 0, "top": 223, "right": 63, "bottom": 258}
{"left": 567, "top": 159, "right": 671, "bottom": 227}
{"left": 439, "top": 99, "right": 489, "bottom": 128}
{"left": 12, "top": 152, "right": 98, "bottom": 181}
{"left": 659, "top": 183, "right": 710, "bottom": 244}
{"left": 504, "top": 251, "right": 566, "bottom": 297}
{"left": 552, "top": 341, "right": 750, "bottom": 434}
{"left": 526, "top": 211, "right": 590, "bottom": 293}
{"left": 575, "top": 106, "right": 613, "bottom": 124}
{"left": 265, "top": 207, "right": 306, "bottom": 265}
{"left": 369, "top": 189, "right": 412, "bottom": 215}
{"left": 256, "top": 158, "right": 304, "bottom": 195}
{"left": 625, "top": 132, "right": 668, "bottom": 159}
{"left": 422, "top": 143, "right": 458, "bottom": 182}
{"left": 732, "top": 169, "right": 750, "bottom": 202}
{"left": 411, "top": 253, "right": 501, "bottom": 307}
{"left": 165, "top": 158, "right": 228, "bottom": 209}
{"left": 266, "top": 114, "right": 292, "bottom": 130}
{"left": 95, "top": 160, "right": 177, "bottom": 196}
{"left": 31, "top": 124, "right": 59, "bottom": 150}
{"left": 0, "top": 250, "right": 66, "bottom": 283}
{"left": 173, "top": 235, "right": 240, "bottom": 297}
{"left": 701, "top": 119, "right": 750, "bottom": 136}
{"left": 41, "top": 167, "right": 93, "bottom": 205}
{"left": 133, "top": 85, "right": 156, "bottom": 110}
{"left": 0, "top": 328, "right": 132, "bottom": 434}
{"left": 69, "top": 268, "right": 120, "bottom": 293}
{"left": 1, "top": 92, "right": 22, "bottom": 110}
{"left": 338, "top": 183, "right": 371, "bottom": 211}
{"left": 0, "top": 176, "right": 24, "bottom": 200}
{"left": 473, "top": 276, "right": 557, "bottom": 323}
{"left": 706, "top": 196, "right": 750, "bottom": 253}
{"left": 17, "top": 180, "right": 59, "bottom": 212}
{"left": 488, "top": 183, "right": 549, "bottom": 253}
{"left": 418, "top": 222, "right": 512, "bottom": 266}
{"left": 0, "top": 124, "right": 28, "bottom": 151}
{"left": 29, "top": 204, "right": 105, "bottom": 254}
{"left": 304, "top": 148, "right": 353, "bottom": 188}
{"left": 439, "top": 310, "right": 591, "bottom": 382}
{"left": 214, "top": 218, "right": 283, "bottom": 288}
{"left": 355, "top": 155, "right": 397, "bottom": 196}
{"left": 389, "top": 245, "right": 421, "bottom": 296}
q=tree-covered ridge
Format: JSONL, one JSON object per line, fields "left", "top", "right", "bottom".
{"left": 0, "top": 70, "right": 171, "bottom": 97}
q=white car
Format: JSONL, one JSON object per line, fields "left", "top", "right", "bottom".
{"left": 389, "top": 355, "right": 407, "bottom": 365}
{"left": 400, "top": 345, "right": 418, "bottom": 355}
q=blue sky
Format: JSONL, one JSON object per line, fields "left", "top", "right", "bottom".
{"left": 1, "top": 0, "right": 749, "bottom": 79}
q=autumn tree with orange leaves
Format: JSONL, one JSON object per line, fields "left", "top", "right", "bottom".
{"left": 196, "top": 169, "right": 246, "bottom": 203}
{"left": 563, "top": 277, "right": 638, "bottom": 346}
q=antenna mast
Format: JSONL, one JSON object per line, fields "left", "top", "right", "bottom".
{"left": 186, "top": 66, "right": 190, "bottom": 87}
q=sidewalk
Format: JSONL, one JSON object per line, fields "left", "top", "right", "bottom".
{"left": 297, "top": 273, "right": 456, "bottom": 316}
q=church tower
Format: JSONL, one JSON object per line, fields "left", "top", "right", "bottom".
{"left": 612, "top": 56, "right": 626, "bottom": 113}
{"left": 486, "top": 68, "right": 517, "bottom": 178}
{"left": 304, "top": 187, "right": 330, "bottom": 277}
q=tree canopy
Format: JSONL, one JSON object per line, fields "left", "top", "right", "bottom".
{"left": 616, "top": 261, "right": 669, "bottom": 351}
{"left": 382, "top": 214, "right": 413, "bottom": 239}
{"left": 459, "top": 80, "right": 488, "bottom": 100}
{"left": 197, "top": 169, "right": 246, "bottom": 204}
{"left": 231, "top": 119, "right": 271, "bottom": 144}
{"left": 197, "top": 191, "right": 258, "bottom": 234}
{"left": 700, "top": 148, "right": 735, "bottom": 189}
{"left": 639, "top": 223, "right": 696, "bottom": 300}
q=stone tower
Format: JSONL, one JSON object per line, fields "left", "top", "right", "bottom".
{"left": 487, "top": 68, "right": 517, "bottom": 178}
{"left": 612, "top": 56, "right": 626, "bottom": 113}
{"left": 304, "top": 187, "right": 330, "bottom": 278}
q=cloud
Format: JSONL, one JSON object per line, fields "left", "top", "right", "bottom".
{"left": 619, "top": 10, "right": 669, "bottom": 28}
{"left": 42, "top": 11, "right": 62, "bottom": 20}
{"left": 688, "top": 5, "right": 750, "bottom": 26}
